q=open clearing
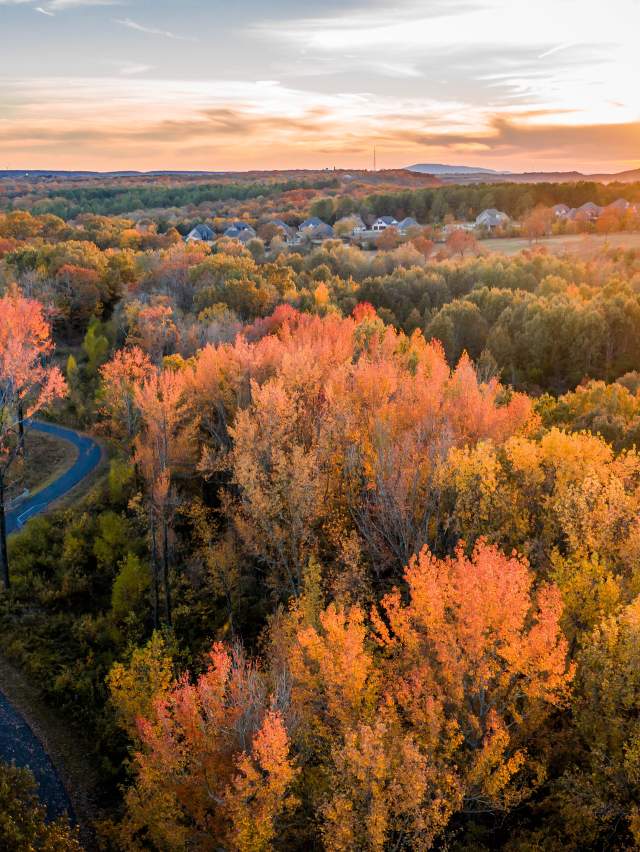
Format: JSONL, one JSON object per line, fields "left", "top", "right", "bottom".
{"left": 481, "top": 232, "right": 640, "bottom": 257}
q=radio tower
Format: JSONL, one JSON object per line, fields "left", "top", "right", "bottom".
{"left": 373, "top": 146, "right": 377, "bottom": 172}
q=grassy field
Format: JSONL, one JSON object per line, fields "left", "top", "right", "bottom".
{"left": 6, "top": 430, "right": 77, "bottom": 504}
{"left": 481, "top": 232, "right": 640, "bottom": 257}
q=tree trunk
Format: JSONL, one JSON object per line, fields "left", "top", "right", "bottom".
{"left": 162, "top": 515, "right": 172, "bottom": 628}
{"left": 150, "top": 510, "right": 159, "bottom": 630}
{"left": 17, "top": 402, "right": 25, "bottom": 458}
{"left": 0, "top": 471, "right": 9, "bottom": 590}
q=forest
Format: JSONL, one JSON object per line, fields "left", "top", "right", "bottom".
{"left": 4, "top": 169, "right": 640, "bottom": 225}
{"left": 1, "top": 184, "right": 640, "bottom": 851}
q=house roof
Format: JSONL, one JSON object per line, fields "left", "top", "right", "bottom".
{"left": 398, "top": 217, "right": 419, "bottom": 229}
{"left": 188, "top": 224, "right": 214, "bottom": 240}
{"left": 605, "top": 198, "right": 630, "bottom": 213}
{"left": 475, "top": 209, "right": 509, "bottom": 226}
{"left": 300, "top": 217, "right": 325, "bottom": 230}
{"left": 568, "top": 201, "right": 603, "bottom": 220}
{"left": 223, "top": 227, "right": 254, "bottom": 241}
{"left": 310, "top": 223, "right": 334, "bottom": 238}
{"left": 230, "top": 221, "right": 256, "bottom": 233}
{"left": 375, "top": 216, "right": 398, "bottom": 225}
{"left": 577, "top": 202, "right": 602, "bottom": 213}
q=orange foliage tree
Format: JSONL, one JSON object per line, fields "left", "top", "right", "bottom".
{"left": 446, "top": 229, "right": 479, "bottom": 257}
{"left": 118, "top": 643, "right": 298, "bottom": 852}
{"left": 134, "top": 368, "right": 194, "bottom": 625}
{"left": 116, "top": 541, "right": 570, "bottom": 850}
{"left": 0, "top": 291, "right": 67, "bottom": 588}
{"left": 288, "top": 540, "right": 572, "bottom": 850}
{"left": 189, "top": 309, "right": 530, "bottom": 593}
{"left": 99, "top": 346, "right": 155, "bottom": 440}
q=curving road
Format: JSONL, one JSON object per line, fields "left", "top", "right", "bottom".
{"left": 6, "top": 420, "right": 102, "bottom": 534}
{"left": 0, "top": 692, "right": 73, "bottom": 822}
{"left": 1, "top": 420, "right": 102, "bottom": 823}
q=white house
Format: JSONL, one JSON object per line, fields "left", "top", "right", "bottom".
{"left": 371, "top": 216, "right": 398, "bottom": 231}
{"left": 552, "top": 204, "right": 571, "bottom": 219}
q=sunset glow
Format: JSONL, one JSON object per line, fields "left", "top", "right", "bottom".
{"left": 1, "top": 0, "right": 639, "bottom": 171}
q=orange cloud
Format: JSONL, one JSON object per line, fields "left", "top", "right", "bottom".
{"left": 2, "top": 77, "right": 639, "bottom": 173}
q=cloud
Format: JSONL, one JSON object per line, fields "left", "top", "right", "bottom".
{"left": 47, "top": 0, "right": 121, "bottom": 6}
{"left": 2, "top": 73, "right": 638, "bottom": 172}
{"left": 400, "top": 116, "right": 640, "bottom": 163}
{"left": 113, "top": 17, "right": 198, "bottom": 41}
{"left": 0, "top": 0, "right": 122, "bottom": 9}
{"left": 538, "top": 42, "right": 579, "bottom": 59}
{"left": 117, "top": 62, "right": 154, "bottom": 76}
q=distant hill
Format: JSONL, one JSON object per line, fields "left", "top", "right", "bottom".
{"left": 405, "top": 164, "right": 640, "bottom": 185}
{"left": 590, "top": 167, "right": 640, "bottom": 182}
{"left": 406, "top": 163, "right": 505, "bottom": 175}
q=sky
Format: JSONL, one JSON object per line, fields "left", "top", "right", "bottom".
{"left": 1, "top": 0, "right": 639, "bottom": 173}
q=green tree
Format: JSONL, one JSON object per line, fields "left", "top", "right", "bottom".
{"left": 0, "top": 762, "right": 81, "bottom": 851}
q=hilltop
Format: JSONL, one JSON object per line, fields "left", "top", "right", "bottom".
{"left": 407, "top": 163, "right": 640, "bottom": 184}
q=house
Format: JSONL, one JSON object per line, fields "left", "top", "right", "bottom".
{"left": 371, "top": 216, "right": 399, "bottom": 231}
{"left": 552, "top": 204, "right": 571, "bottom": 219}
{"left": 186, "top": 223, "right": 214, "bottom": 243}
{"left": 570, "top": 202, "right": 602, "bottom": 222}
{"left": 299, "top": 217, "right": 326, "bottom": 231}
{"left": 266, "top": 219, "right": 294, "bottom": 237}
{"left": 397, "top": 217, "right": 419, "bottom": 235}
{"left": 604, "top": 198, "right": 631, "bottom": 215}
{"left": 226, "top": 221, "right": 256, "bottom": 236}
{"left": 223, "top": 226, "right": 255, "bottom": 242}
{"left": 308, "top": 223, "right": 335, "bottom": 242}
{"left": 475, "top": 209, "right": 510, "bottom": 231}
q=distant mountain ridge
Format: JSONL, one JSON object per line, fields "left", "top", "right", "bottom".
{"left": 406, "top": 164, "right": 640, "bottom": 184}
{"left": 407, "top": 163, "right": 505, "bottom": 175}
{"left": 2, "top": 166, "right": 639, "bottom": 187}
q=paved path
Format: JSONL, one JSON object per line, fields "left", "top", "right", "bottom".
{"left": 1, "top": 420, "right": 102, "bottom": 824}
{"left": 6, "top": 420, "right": 102, "bottom": 534}
{"left": 0, "top": 692, "right": 73, "bottom": 821}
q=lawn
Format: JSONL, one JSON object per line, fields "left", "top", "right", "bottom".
{"left": 481, "top": 232, "right": 640, "bottom": 257}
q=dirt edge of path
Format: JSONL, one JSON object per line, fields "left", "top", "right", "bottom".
{"left": 0, "top": 654, "right": 101, "bottom": 849}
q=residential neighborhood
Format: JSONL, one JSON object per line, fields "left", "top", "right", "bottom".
{"left": 184, "top": 196, "right": 640, "bottom": 252}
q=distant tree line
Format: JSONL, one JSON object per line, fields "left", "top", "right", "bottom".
{"left": 9, "top": 177, "right": 339, "bottom": 219}
{"left": 311, "top": 180, "right": 640, "bottom": 224}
